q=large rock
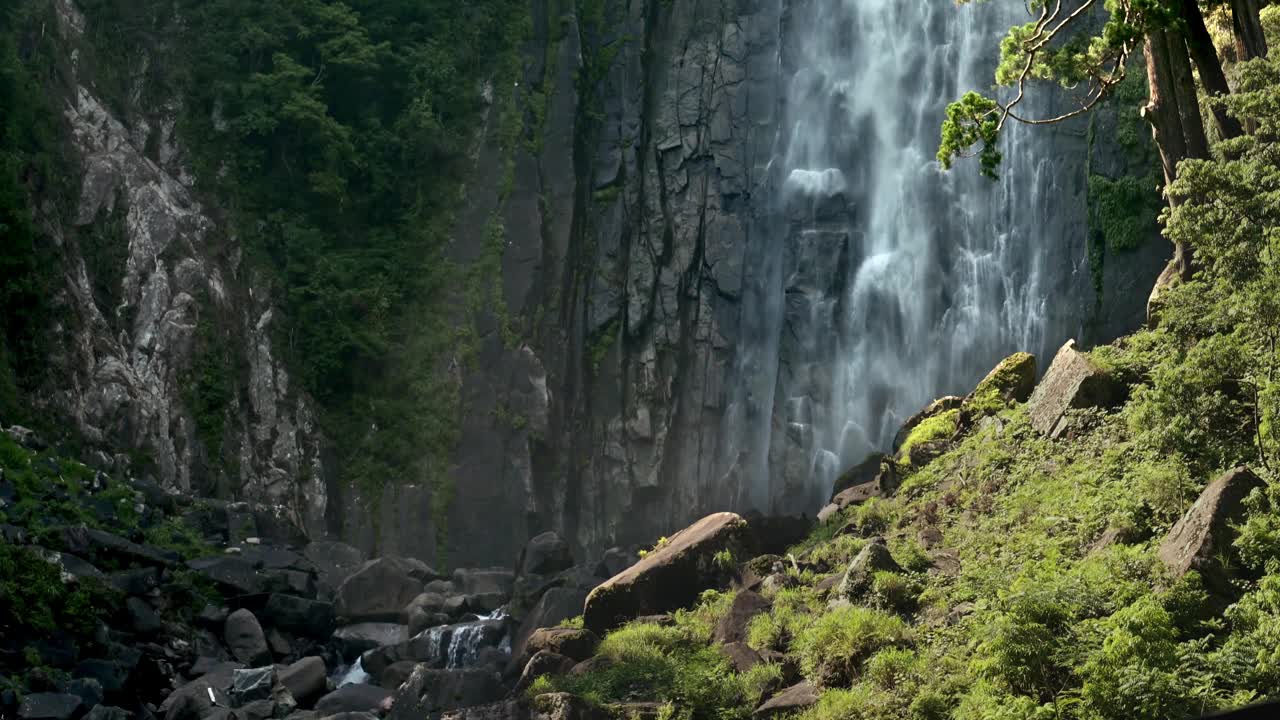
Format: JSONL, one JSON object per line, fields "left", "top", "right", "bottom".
{"left": 18, "top": 693, "right": 84, "bottom": 720}
{"left": 753, "top": 682, "right": 818, "bottom": 717}
{"left": 517, "top": 533, "right": 574, "bottom": 578}
{"left": 259, "top": 594, "right": 335, "bottom": 637}
{"left": 312, "top": 685, "right": 392, "bottom": 717}
{"left": 1027, "top": 340, "right": 1125, "bottom": 438}
{"left": 387, "top": 666, "right": 504, "bottom": 720}
{"left": 836, "top": 538, "right": 901, "bottom": 600}
{"left": 892, "top": 398, "right": 964, "bottom": 453}
{"left": 57, "top": 527, "right": 178, "bottom": 568}
{"left": 1158, "top": 466, "right": 1264, "bottom": 599}
{"left": 817, "top": 461, "right": 899, "bottom": 523}
{"left": 712, "top": 591, "right": 770, "bottom": 646}
{"left": 962, "top": 352, "right": 1037, "bottom": 419}
{"left": 231, "top": 668, "right": 278, "bottom": 705}
{"left": 510, "top": 587, "right": 592, "bottom": 661}
{"left": 522, "top": 628, "right": 600, "bottom": 663}
{"left": 452, "top": 568, "right": 515, "bottom": 598}
{"left": 583, "top": 512, "right": 750, "bottom": 634}
{"left": 332, "top": 623, "right": 409, "bottom": 661}
{"left": 334, "top": 558, "right": 428, "bottom": 623}
{"left": 226, "top": 609, "right": 272, "bottom": 667}
{"left": 515, "top": 652, "right": 575, "bottom": 692}
{"left": 362, "top": 620, "right": 505, "bottom": 678}
{"left": 303, "top": 541, "right": 366, "bottom": 598}
{"left": 189, "top": 556, "right": 265, "bottom": 596}
{"left": 279, "top": 657, "right": 327, "bottom": 706}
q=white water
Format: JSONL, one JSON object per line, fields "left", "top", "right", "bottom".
{"left": 725, "top": 0, "right": 1088, "bottom": 511}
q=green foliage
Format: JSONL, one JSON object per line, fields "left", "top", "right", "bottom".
{"left": 0, "top": 2, "right": 62, "bottom": 420}
{"left": 793, "top": 605, "right": 910, "bottom": 686}
{"left": 1088, "top": 173, "right": 1161, "bottom": 254}
{"left": 938, "top": 92, "right": 1002, "bottom": 179}
{"left": 0, "top": 542, "right": 119, "bottom": 639}
{"left": 540, "top": 613, "right": 762, "bottom": 720}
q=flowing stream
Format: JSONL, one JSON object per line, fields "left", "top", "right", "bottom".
{"left": 725, "top": 0, "right": 1091, "bottom": 511}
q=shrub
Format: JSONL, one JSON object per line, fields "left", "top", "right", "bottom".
{"left": 794, "top": 605, "right": 910, "bottom": 686}
{"left": 796, "top": 686, "right": 897, "bottom": 720}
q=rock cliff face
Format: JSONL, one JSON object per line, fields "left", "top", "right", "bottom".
{"left": 19, "top": 0, "right": 1166, "bottom": 567}
{"left": 28, "top": 0, "right": 327, "bottom": 536}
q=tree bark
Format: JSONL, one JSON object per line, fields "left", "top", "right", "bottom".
{"left": 1181, "top": 0, "right": 1244, "bottom": 141}
{"left": 1231, "top": 0, "right": 1268, "bottom": 62}
{"left": 1143, "top": 29, "right": 1208, "bottom": 283}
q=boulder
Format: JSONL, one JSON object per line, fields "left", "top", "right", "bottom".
{"left": 332, "top": 623, "right": 409, "bottom": 661}
{"left": 1158, "top": 466, "right": 1264, "bottom": 599}
{"left": 83, "top": 707, "right": 130, "bottom": 720}
{"left": 515, "top": 652, "right": 575, "bottom": 692}
{"left": 226, "top": 609, "right": 272, "bottom": 667}
{"left": 189, "top": 556, "right": 264, "bottom": 596}
{"left": 303, "top": 541, "right": 366, "bottom": 598}
{"left": 522, "top": 628, "right": 599, "bottom": 663}
{"left": 829, "top": 453, "right": 892, "bottom": 499}
{"left": 108, "top": 567, "right": 159, "bottom": 595}
{"left": 712, "top": 591, "right": 770, "bottom": 646}
{"left": 74, "top": 647, "right": 141, "bottom": 693}
{"left": 362, "top": 620, "right": 505, "bottom": 678}
{"left": 388, "top": 666, "right": 504, "bottom": 720}
{"left": 1027, "top": 340, "right": 1125, "bottom": 438}
{"left": 583, "top": 512, "right": 750, "bottom": 634}
{"left": 510, "top": 588, "right": 592, "bottom": 661}
{"left": 125, "top": 598, "right": 162, "bottom": 636}
{"left": 313, "top": 685, "right": 392, "bottom": 717}
{"left": 893, "top": 398, "right": 964, "bottom": 453}
{"left": 279, "top": 657, "right": 327, "bottom": 706}
{"left": 452, "top": 569, "right": 514, "bottom": 598}
{"left": 720, "top": 642, "right": 762, "bottom": 673}
{"left": 57, "top": 527, "right": 178, "bottom": 568}
{"left": 817, "top": 461, "right": 900, "bottom": 522}
{"left": 18, "top": 693, "right": 83, "bottom": 720}
{"left": 260, "top": 594, "right": 336, "bottom": 637}
{"left": 962, "top": 352, "right": 1037, "bottom": 419}
{"left": 836, "top": 538, "right": 901, "bottom": 600}
{"left": 517, "top": 533, "right": 574, "bottom": 578}
{"left": 34, "top": 549, "right": 104, "bottom": 583}
{"left": 62, "top": 679, "right": 102, "bottom": 710}
{"left": 335, "top": 558, "right": 427, "bottom": 623}
{"left": 753, "top": 682, "right": 818, "bottom": 717}
{"left": 380, "top": 661, "right": 420, "bottom": 691}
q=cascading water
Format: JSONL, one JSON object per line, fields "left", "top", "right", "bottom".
{"left": 725, "top": 0, "right": 1091, "bottom": 511}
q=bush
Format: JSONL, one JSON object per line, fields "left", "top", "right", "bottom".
{"left": 0, "top": 543, "right": 119, "bottom": 640}
{"left": 796, "top": 686, "right": 897, "bottom": 720}
{"left": 794, "top": 606, "right": 910, "bottom": 686}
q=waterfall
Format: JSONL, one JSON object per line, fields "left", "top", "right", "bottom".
{"left": 725, "top": 0, "right": 1091, "bottom": 511}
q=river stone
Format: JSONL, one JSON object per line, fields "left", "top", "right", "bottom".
{"left": 313, "top": 684, "right": 392, "bottom": 717}
{"left": 279, "top": 657, "right": 327, "bottom": 705}
{"left": 387, "top": 666, "right": 504, "bottom": 720}
{"left": 226, "top": 609, "right": 272, "bottom": 667}
{"left": 1027, "top": 340, "right": 1125, "bottom": 438}
{"left": 583, "top": 512, "right": 750, "bottom": 634}
{"left": 1158, "top": 466, "right": 1264, "bottom": 600}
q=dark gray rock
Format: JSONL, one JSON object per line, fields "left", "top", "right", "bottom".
{"left": 83, "top": 706, "right": 130, "bottom": 720}
{"left": 18, "top": 693, "right": 83, "bottom": 720}
{"left": 57, "top": 527, "right": 178, "bottom": 568}
{"left": 109, "top": 568, "right": 160, "bottom": 596}
{"left": 260, "top": 595, "right": 335, "bottom": 638}
{"left": 379, "top": 661, "right": 419, "bottom": 691}
{"left": 361, "top": 621, "right": 504, "bottom": 678}
{"left": 520, "top": 628, "right": 599, "bottom": 664}
{"left": 126, "top": 598, "right": 162, "bottom": 636}
{"left": 720, "top": 642, "right": 763, "bottom": 673}
{"left": 189, "top": 556, "right": 264, "bottom": 596}
{"left": 712, "top": 591, "right": 770, "bottom": 646}
{"left": 63, "top": 678, "right": 103, "bottom": 709}
{"left": 196, "top": 605, "right": 231, "bottom": 630}
{"left": 226, "top": 609, "right": 272, "bottom": 667}
{"left": 334, "top": 558, "right": 426, "bottom": 623}
{"left": 331, "top": 623, "right": 409, "bottom": 661}
{"left": 278, "top": 657, "right": 327, "bottom": 706}
{"left": 74, "top": 647, "right": 141, "bottom": 693}
{"left": 451, "top": 569, "right": 514, "bottom": 598}
{"left": 387, "top": 666, "right": 504, "bottom": 720}
{"left": 227, "top": 503, "right": 259, "bottom": 545}
{"left": 302, "top": 542, "right": 365, "bottom": 595}
{"left": 312, "top": 684, "right": 391, "bottom": 717}
{"left": 517, "top": 533, "right": 573, "bottom": 578}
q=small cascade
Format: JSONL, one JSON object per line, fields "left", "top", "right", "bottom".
{"left": 335, "top": 657, "right": 370, "bottom": 687}
{"left": 444, "top": 609, "right": 508, "bottom": 670}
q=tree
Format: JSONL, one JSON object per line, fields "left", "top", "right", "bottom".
{"left": 939, "top": 0, "right": 1271, "bottom": 283}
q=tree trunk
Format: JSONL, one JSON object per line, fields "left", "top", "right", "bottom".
{"left": 1142, "top": 29, "right": 1207, "bottom": 291}
{"left": 1231, "top": 0, "right": 1268, "bottom": 62}
{"left": 1182, "top": 0, "right": 1244, "bottom": 140}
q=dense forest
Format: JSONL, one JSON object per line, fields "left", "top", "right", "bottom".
{"left": 3, "top": 0, "right": 1280, "bottom": 719}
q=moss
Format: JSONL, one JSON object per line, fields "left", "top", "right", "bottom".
{"left": 965, "top": 352, "right": 1036, "bottom": 418}
{"left": 897, "top": 409, "right": 959, "bottom": 464}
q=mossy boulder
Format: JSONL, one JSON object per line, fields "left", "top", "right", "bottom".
{"left": 892, "top": 396, "right": 963, "bottom": 453}
{"left": 583, "top": 513, "right": 750, "bottom": 635}
{"left": 962, "top": 352, "right": 1037, "bottom": 420}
